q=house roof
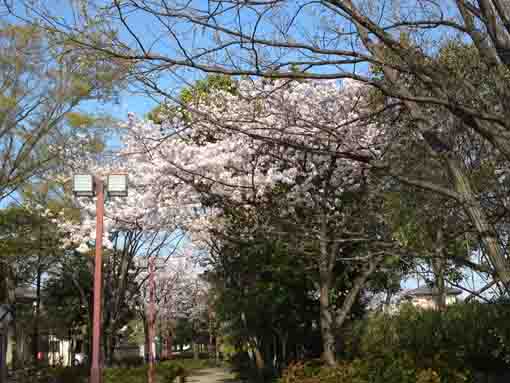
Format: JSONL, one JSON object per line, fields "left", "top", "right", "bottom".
{"left": 403, "top": 287, "right": 462, "bottom": 297}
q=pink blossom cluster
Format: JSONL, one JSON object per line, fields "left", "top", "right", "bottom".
{"left": 58, "top": 79, "right": 384, "bottom": 250}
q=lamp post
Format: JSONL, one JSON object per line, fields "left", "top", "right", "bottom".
{"left": 73, "top": 174, "right": 128, "bottom": 383}
{"left": 141, "top": 256, "right": 165, "bottom": 383}
{"left": 148, "top": 255, "right": 156, "bottom": 383}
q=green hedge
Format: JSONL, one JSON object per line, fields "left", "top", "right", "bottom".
{"left": 279, "top": 359, "right": 469, "bottom": 383}
{"left": 103, "top": 362, "right": 185, "bottom": 383}
{"left": 280, "top": 303, "right": 510, "bottom": 383}
{"left": 345, "top": 303, "right": 510, "bottom": 373}
{"left": 14, "top": 361, "right": 190, "bottom": 383}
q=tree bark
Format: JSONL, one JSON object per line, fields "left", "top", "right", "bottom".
{"left": 215, "top": 333, "right": 220, "bottom": 362}
{"left": 432, "top": 227, "right": 447, "bottom": 311}
{"left": 253, "top": 343, "right": 265, "bottom": 371}
{"left": 14, "top": 324, "right": 25, "bottom": 369}
{"left": 33, "top": 263, "right": 42, "bottom": 363}
{"left": 0, "top": 263, "right": 9, "bottom": 383}
{"left": 0, "top": 327, "right": 7, "bottom": 383}
{"left": 192, "top": 341, "right": 199, "bottom": 360}
{"left": 143, "top": 316, "right": 150, "bottom": 363}
{"left": 318, "top": 209, "right": 339, "bottom": 367}
{"left": 319, "top": 278, "right": 336, "bottom": 366}
{"left": 335, "top": 255, "right": 382, "bottom": 329}
{"left": 104, "top": 333, "right": 116, "bottom": 366}
{"left": 446, "top": 158, "right": 510, "bottom": 288}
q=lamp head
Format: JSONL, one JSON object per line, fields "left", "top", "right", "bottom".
{"left": 72, "top": 174, "right": 95, "bottom": 197}
{"left": 107, "top": 174, "right": 128, "bottom": 197}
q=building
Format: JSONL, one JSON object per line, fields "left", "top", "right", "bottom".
{"left": 402, "top": 287, "right": 463, "bottom": 310}
{"left": 1, "top": 287, "right": 82, "bottom": 368}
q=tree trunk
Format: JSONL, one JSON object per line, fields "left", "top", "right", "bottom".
{"left": 143, "top": 317, "right": 150, "bottom": 363}
{"left": 166, "top": 331, "right": 173, "bottom": 359}
{"left": 14, "top": 325, "right": 24, "bottom": 369}
{"left": 272, "top": 334, "right": 278, "bottom": 371}
{"left": 1, "top": 265, "right": 15, "bottom": 374}
{"left": 446, "top": 158, "right": 510, "bottom": 288}
{"left": 104, "top": 333, "right": 116, "bottom": 366}
{"left": 335, "top": 256, "right": 382, "bottom": 329}
{"left": 253, "top": 344, "right": 265, "bottom": 371}
{"left": 318, "top": 211, "right": 337, "bottom": 367}
{"left": 192, "top": 342, "right": 199, "bottom": 360}
{"left": 33, "top": 264, "right": 42, "bottom": 363}
{"left": 0, "top": 327, "right": 7, "bottom": 383}
{"left": 279, "top": 332, "right": 288, "bottom": 367}
{"left": 0, "top": 263, "right": 9, "bottom": 383}
{"left": 432, "top": 227, "right": 447, "bottom": 311}
{"left": 215, "top": 334, "right": 220, "bottom": 362}
{"left": 319, "top": 278, "right": 336, "bottom": 366}
{"left": 383, "top": 291, "right": 393, "bottom": 312}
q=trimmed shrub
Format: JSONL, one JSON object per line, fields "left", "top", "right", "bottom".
{"left": 103, "top": 362, "right": 186, "bottom": 383}
{"left": 113, "top": 355, "right": 145, "bottom": 368}
{"left": 280, "top": 303, "right": 510, "bottom": 383}
{"left": 279, "top": 358, "right": 469, "bottom": 383}
{"left": 13, "top": 366, "right": 88, "bottom": 383}
{"left": 346, "top": 303, "right": 510, "bottom": 375}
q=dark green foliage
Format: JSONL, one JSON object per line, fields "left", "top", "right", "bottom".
{"left": 12, "top": 366, "right": 88, "bottom": 383}
{"left": 361, "top": 304, "right": 509, "bottom": 370}
{"left": 279, "top": 357, "right": 468, "bottom": 383}
{"left": 173, "top": 318, "right": 193, "bottom": 349}
{"left": 280, "top": 303, "right": 510, "bottom": 383}
{"left": 212, "top": 237, "right": 322, "bottom": 370}
{"left": 103, "top": 360, "right": 210, "bottom": 383}
{"left": 346, "top": 303, "right": 510, "bottom": 378}
{"left": 113, "top": 355, "right": 145, "bottom": 368}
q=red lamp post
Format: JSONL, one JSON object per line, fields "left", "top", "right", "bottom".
{"left": 73, "top": 174, "right": 128, "bottom": 383}
{"left": 148, "top": 255, "right": 156, "bottom": 383}
{"left": 90, "top": 178, "right": 104, "bottom": 383}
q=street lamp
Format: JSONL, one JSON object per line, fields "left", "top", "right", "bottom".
{"left": 73, "top": 173, "right": 128, "bottom": 383}
{"left": 107, "top": 174, "right": 129, "bottom": 197}
{"left": 73, "top": 174, "right": 95, "bottom": 197}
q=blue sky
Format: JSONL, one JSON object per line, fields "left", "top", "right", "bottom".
{"left": 0, "top": 0, "right": 498, "bottom": 297}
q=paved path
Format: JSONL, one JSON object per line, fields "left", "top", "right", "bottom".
{"left": 187, "top": 368, "right": 239, "bottom": 383}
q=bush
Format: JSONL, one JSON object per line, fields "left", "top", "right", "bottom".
{"left": 345, "top": 303, "right": 510, "bottom": 374}
{"left": 279, "top": 359, "right": 469, "bottom": 383}
{"left": 103, "top": 367, "right": 148, "bottom": 383}
{"left": 158, "top": 362, "right": 187, "bottom": 382}
{"left": 280, "top": 303, "right": 510, "bottom": 383}
{"left": 229, "top": 352, "right": 277, "bottom": 382}
{"left": 114, "top": 355, "right": 145, "bottom": 368}
{"left": 13, "top": 366, "right": 89, "bottom": 383}
{"left": 103, "top": 363, "right": 186, "bottom": 383}
{"left": 165, "top": 358, "right": 216, "bottom": 371}
{"left": 13, "top": 361, "right": 194, "bottom": 383}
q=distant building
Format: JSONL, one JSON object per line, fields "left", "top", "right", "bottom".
{"left": 2, "top": 287, "right": 82, "bottom": 368}
{"left": 402, "top": 287, "right": 462, "bottom": 310}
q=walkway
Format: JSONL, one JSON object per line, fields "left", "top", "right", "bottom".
{"left": 187, "top": 368, "right": 239, "bottom": 383}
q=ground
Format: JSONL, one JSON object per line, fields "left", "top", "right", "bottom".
{"left": 188, "top": 367, "right": 239, "bottom": 383}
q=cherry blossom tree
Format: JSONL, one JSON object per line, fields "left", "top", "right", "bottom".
{"left": 119, "top": 78, "right": 400, "bottom": 365}
{"left": 18, "top": 0, "right": 510, "bottom": 292}
{"left": 134, "top": 252, "right": 207, "bottom": 360}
